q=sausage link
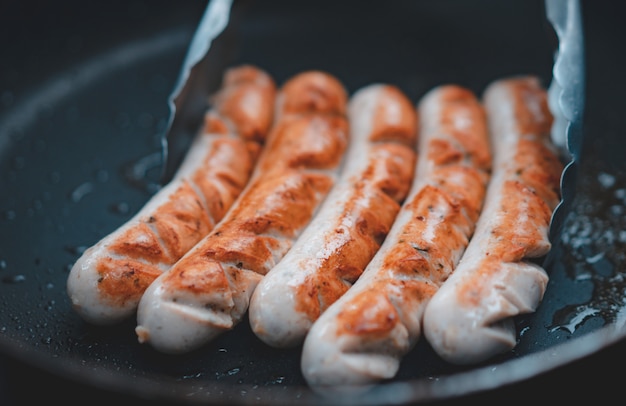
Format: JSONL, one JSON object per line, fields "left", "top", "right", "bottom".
{"left": 249, "top": 84, "right": 418, "bottom": 348}
{"left": 300, "top": 84, "right": 491, "bottom": 391}
{"left": 135, "top": 71, "right": 349, "bottom": 354}
{"left": 422, "top": 76, "right": 563, "bottom": 365}
{"left": 66, "top": 65, "right": 276, "bottom": 325}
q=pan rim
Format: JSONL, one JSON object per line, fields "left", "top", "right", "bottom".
{"left": 1, "top": 321, "right": 624, "bottom": 405}
{"left": 1, "top": 1, "right": 618, "bottom": 404}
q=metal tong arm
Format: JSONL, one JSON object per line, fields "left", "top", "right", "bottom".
{"left": 159, "top": 0, "right": 234, "bottom": 185}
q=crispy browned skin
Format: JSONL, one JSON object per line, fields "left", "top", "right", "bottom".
{"left": 276, "top": 70, "right": 348, "bottom": 118}
{"left": 301, "top": 84, "right": 492, "bottom": 389}
{"left": 134, "top": 71, "right": 350, "bottom": 354}
{"left": 335, "top": 86, "right": 491, "bottom": 337}
{"left": 421, "top": 76, "right": 563, "bottom": 366}
{"left": 82, "top": 65, "right": 276, "bottom": 317}
{"left": 96, "top": 139, "right": 253, "bottom": 306}
{"left": 293, "top": 86, "right": 418, "bottom": 322}
{"left": 248, "top": 84, "right": 418, "bottom": 349}
{"left": 455, "top": 77, "right": 562, "bottom": 306}
{"left": 161, "top": 75, "right": 348, "bottom": 286}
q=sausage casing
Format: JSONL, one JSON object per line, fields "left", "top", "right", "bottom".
{"left": 135, "top": 71, "right": 349, "bottom": 354}
{"left": 422, "top": 76, "right": 563, "bottom": 365}
{"left": 249, "top": 84, "right": 418, "bottom": 348}
{"left": 300, "top": 85, "right": 492, "bottom": 391}
{"left": 66, "top": 65, "right": 276, "bottom": 325}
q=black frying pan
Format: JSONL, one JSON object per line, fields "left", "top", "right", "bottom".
{"left": 1, "top": 1, "right": 625, "bottom": 405}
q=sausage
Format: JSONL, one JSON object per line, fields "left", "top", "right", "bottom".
{"left": 300, "top": 84, "right": 492, "bottom": 391}
{"left": 135, "top": 71, "right": 349, "bottom": 354}
{"left": 65, "top": 65, "right": 277, "bottom": 325}
{"left": 422, "top": 76, "right": 563, "bottom": 365}
{"left": 248, "top": 84, "right": 418, "bottom": 349}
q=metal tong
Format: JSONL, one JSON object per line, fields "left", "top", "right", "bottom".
{"left": 157, "top": 0, "right": 586, "bottom": 250}
{"left": 545, "top": 0, "right": 586, "bottom": 245}
{"left": 158, "top": 0, "right": 234, "bottom": 185}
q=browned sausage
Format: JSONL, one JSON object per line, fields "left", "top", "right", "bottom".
{"left": 66, "top": 65, "right": 276, "bottom": 325}
{"left": 422, "top": 75, "right": 563, "bottom": 365}
{"left": 135, "top": 71, "right": 350, "bottom": 354}
{"left": 248, "top": 83, "right": 418, "bottom": 349}
{"left": 301, "top": 84, "right": 491, "bottom": 391}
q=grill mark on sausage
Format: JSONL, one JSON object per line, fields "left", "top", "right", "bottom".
{"left": 301, "top": 84, "right": 491, "bottom": 389}
{"left": 135, "top": 70, "right": 350, "bottom": 354}
{"left": 421, "top": 76, "right": 564, "bottom": 366}
{"left": 248, "top": 84, "right": 418, "bottom": 349}
{"left": 66, "top": 65, "right": 277, "bottom": 325}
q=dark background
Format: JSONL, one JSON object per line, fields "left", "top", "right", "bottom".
{"left": 0, "top": 0, "right": 625, "bottom": 405}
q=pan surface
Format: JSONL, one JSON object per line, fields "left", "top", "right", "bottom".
{"left": 1, "top": 0, "right": 626, "bottom": 405}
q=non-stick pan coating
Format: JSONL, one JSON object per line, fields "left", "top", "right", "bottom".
{"left": 1, "top": 1, "right": 626, "bottom": 405}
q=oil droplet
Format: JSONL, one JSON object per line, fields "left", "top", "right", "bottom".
{"left": 182, "top": 371, "right": 203, "bottom": 380}
{"left": 123, "top": 152, "right": 162, "bottom": 194}
{"left": 615, "top": 306, "right": 626, "bottom": 330}
{"left": 551, "top": 157, "right": 626, "bottom": 334}
{"left": 109, "top": 202, "right": 130, "bottom": 215}
{"left": 2, "top": 274, "right": 26, "bottom": 284}
{"left": 215, "top": 367, "right": 241, "bottom": 379}
{"left": 550, "top": 304, "right": 600, "bottom": 334}
{"left": 586, "top": 253, "right": 604, "bottom": 264}
{"left": 518, "top": 325, "right": 531, "bottom": 337}
{"left": 597, "top": 172, "right": 615, "bottom": 188}
{"left": 64, "top": 245, "right": 87, "bottom": 256}
{"left": 266, "top": 376, "right": 286, "bottom": 385}
{"left": 70, "top": 182, "right": 94, "bottom": 202}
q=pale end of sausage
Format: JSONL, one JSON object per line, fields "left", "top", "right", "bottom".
{"left": 135, "top": 71, "right": 350, "bottom": 354}
{"left": 422, "top": 76, "right": 563, "bottom": 365}
{"left": 301, "top": 84, "right": 491, "bottom": 391}
{"left": 66, "top": 65, "right": 276, "bottom": 325}
{"left": 248, "top": 84, "right": 417, "bottom": 348}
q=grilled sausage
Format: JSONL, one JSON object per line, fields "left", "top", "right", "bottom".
{"left": 135, "top": 71, "right": 349, "bottom": 354}
{"left": 422, "top": 76, "right": 563, "bottom": 365}
{"left": 300, "top": 84, "right": 491, "bottom": 391}
{"left": 248, "top": 84, "right": 418, "bottom": 348}
{"left": 66, "top": 65, "right": 276, "bottom": 325}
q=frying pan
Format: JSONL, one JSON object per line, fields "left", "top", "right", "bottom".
{"left": 1, "top": 0, "right": 625, "bottom": 405}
